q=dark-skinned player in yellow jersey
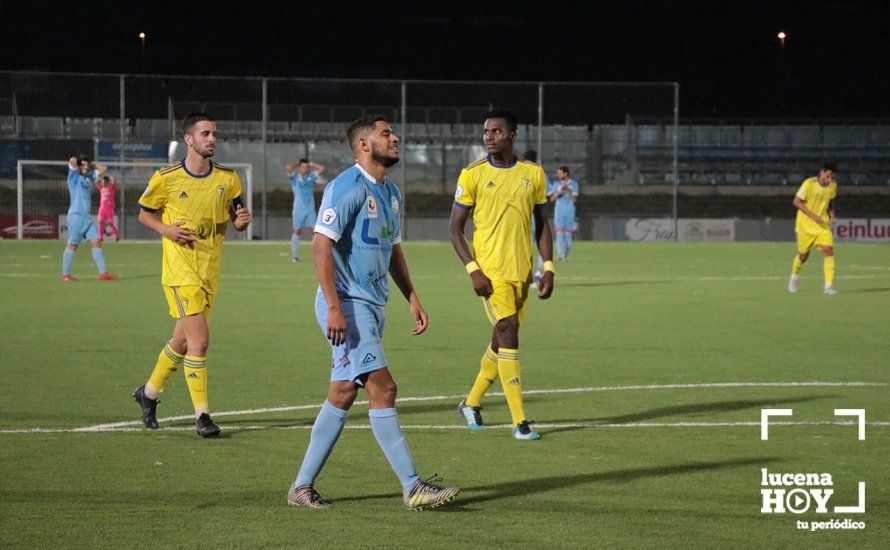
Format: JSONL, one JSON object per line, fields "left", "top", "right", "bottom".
{"left": 449, "top": 110, "right": 554, "bottom": 441}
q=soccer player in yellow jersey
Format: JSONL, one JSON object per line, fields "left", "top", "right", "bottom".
{"left": 789, "top": 162, "right": 838, "bottom": 295}
{"left": 449, "top": 111, "right": 554, "bottom": 441}
{"left": 132, "top": 113, "right": 252, "bottom": 437}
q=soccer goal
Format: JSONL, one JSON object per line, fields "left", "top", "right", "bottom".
{"left": 12, "top": 160, "right": 254, "bottom": 241}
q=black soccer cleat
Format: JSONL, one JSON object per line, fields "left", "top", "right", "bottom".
{"left": 132, "top": 385, "right": 159, "bottom": 430}
{"left": 196, "top": 412, "right": 221, "bottom": 438}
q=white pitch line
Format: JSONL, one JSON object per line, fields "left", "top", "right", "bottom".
{"left": 0, "top": 381, "right": 884, "bottom": 434}
{"left": 1, "top": 421, "right": 888, "bottom": 435}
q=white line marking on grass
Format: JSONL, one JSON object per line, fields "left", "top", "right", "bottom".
{"left": 0, "top": 381, "right": 884, "bottom": 434}
{"left": 2, "top": 421, "right": 888, "bottom": 435}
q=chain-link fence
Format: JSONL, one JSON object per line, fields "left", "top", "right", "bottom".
{"left": 1, "top": 71, "right": 681, "bottom": 241}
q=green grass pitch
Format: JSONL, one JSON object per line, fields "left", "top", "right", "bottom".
{"left": 1, "top": 239, "right": 887, "bottom": 547}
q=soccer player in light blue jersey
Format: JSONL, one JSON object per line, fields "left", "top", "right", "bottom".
{"left": 551, "top": 166, "right": 579, "bottom": 261}
{"left": 287, "top": 116, "right": 459, "bottom": 511}
{"left": 60, "top": 155, "right": 118, "bottom": 281}
{"left": 286, "top": 158, "right": 325, "bottom": 262}
{"left": 525, "top": 149, "right": 549, "bottom": 287}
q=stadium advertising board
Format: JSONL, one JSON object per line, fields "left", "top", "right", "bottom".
{"left": 623, "top": 218, "right": 736, "bottom": 242}
{"left": 833, "top": 218, "right": 890, "bottom": 242}
{"left": 0, "top": 214, "right": 58, "bottom": 239}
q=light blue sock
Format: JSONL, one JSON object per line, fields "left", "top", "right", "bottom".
{"left": 295, "top": 400, "right": 348, "bottom": 487}
{"left": 369, "top": 408, "right": 420, "bottom": 493}
{"left": 556, "top": 232, "right": 566, "bottom": 259}
{"left": 62, "top": 247, "right": 75, "bottom": 275}
{"left": 291, "top": 234, "right": 299, "bottom": 259}
{"left": 91, "top": 247, "right": 107, "bottom": 274}
{"left": 565, "top": 232, "right": 573, "bottom": 259}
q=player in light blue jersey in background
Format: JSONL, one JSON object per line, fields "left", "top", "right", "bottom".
{"left": 525, "top": 149, "right": 549, "bottom": 287}
{"left": 286, "top": 158, "right": 325, "bottom": 262}
{"left": 61, "top": 155, "right": 118, "bottom": 281}
{"left": 551, "top": 166, "right": 579, "bottom": 261}
{"left": 287, "top": 116, "right": 459, "bottom": 511}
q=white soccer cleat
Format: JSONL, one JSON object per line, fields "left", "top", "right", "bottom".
{"left": 824, "top": 284, "right": 838, "bottom": 295}
{"left": 788, "top": 275, "right": 799, "bottom": 293}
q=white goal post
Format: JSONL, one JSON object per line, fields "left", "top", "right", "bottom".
{"left": 15, "top": 160, "right": 254, "bottom": 241}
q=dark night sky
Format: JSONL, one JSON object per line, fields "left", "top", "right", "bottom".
{"left": 2, "top": 0, "right": 888, "bottom": 118}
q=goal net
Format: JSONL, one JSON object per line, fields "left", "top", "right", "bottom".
{"left": 9, "top": 160, "right": 254, "bottom": 241}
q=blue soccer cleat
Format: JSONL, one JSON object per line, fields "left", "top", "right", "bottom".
{"left": 457, "top": 399, "right": 485, "bottom": 430}
{"left": 512, "top": 420, "right": 540, "bottom": 441}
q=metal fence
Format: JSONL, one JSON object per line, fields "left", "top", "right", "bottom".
{"left": 0, "top": 71, "right": 679, "bottom": 239}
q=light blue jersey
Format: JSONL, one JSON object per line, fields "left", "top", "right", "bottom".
{"left": 67, "top": 167, "right": 97, "bottom": 218}
{"left": 290, "top": 171, "right": 319, "bottom": 212}
{"left": 314, "top": 164, "right": 402, "bottom": 308}
{"left": 552, "top": 178, "right": 578, "bottom": 228}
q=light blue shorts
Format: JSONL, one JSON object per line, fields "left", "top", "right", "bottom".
{"left": 555, "top": 208, "right": 576, "bottom": 230}
{"left": 315, "top": 292, "right": 387, "bottom": 385}
{"left": 67, "top": 214, "right": 98, "bottom": 245}
{"left": 293, "top": 208, "right": 315, "bottom": 230}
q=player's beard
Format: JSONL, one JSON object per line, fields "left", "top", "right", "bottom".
{"left": 372, "top": 148, "right": 399, "bottom": 168}
{"left": 193, "top": 143, "right": 215, "bottom": 159}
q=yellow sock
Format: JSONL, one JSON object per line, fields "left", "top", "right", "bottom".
{"left": 792, "top": 255, "right": 804, "bottom": 275}
{"left": 183, "top": 356, "right": 208, "bottom": 415}
{"left": 146, "top": 343, "right": 184, "bottom": 395}
{"left": 466, "top": 346, "right": 499, "bottom": 407}
{"left": 497, "top": 348, "right": 525, "bottom": 426}
{"left": 824, "top": 256, "right": 835, "bottom": 286}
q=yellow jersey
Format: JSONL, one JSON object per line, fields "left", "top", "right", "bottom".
{"left": 795, "top": 177, "right": 837, "bottom": 235}
{"left": 139, "top": 160, "right": 242, "bottom": 294}
{"left": 454, "top": 155, "right": 547, "bottom": 282}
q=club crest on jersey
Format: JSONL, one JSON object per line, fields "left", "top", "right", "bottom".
{"left": 367, "top": 196, "right": 378, "bottom": 219}
{"left": 391, "top": 196, "right": 399, "bottom": 213}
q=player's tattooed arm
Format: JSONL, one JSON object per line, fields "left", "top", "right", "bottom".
{"left": 449, "top": 203, "right": 493, "bottom": 298}
{"left": 388, "top": 244, "right": 429, "bottom": 336}
{"left": 533, "top": 204, "right": 555, "bottom": 299}
{"left": 138, "top": 208, "right": 196, "bottom": 247}
{"left": 312, "top": 234, "right": 347, "bottom": 346}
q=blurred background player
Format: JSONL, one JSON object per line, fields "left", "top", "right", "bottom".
{"left": 132, "top": 113, "right": 252, "bottom": 437}
{"left": 789, "top": 162, "right": 838, "bottom": 295}
{"left": 96, "top": 175, "right": 120, "bottom": 241}
{"left": 524, "top": 149, "right": 548, "bottom": 288}
{"left": 286, "top": 158, "right": 325, "bottom": 262}
{"left": 550, "top": 166, "right": 578, "bottom": 261}
{"left": 288, "top": 116, "right": 459, "bottom": 511}
{"left": 450, "top": 111, "right": 554, "bottom": 441}
{"left": 61, "top": 155, "right": 118, "bottom": 281}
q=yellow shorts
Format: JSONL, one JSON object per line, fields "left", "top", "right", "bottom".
{"left": 797, "top": 229, "right": 834, "bottom": 254}
{"left": 163, "top": 285, "right": 214, "bottom": 319}
{"left": 482, "top": 280, "right": 530, "bottom": 326}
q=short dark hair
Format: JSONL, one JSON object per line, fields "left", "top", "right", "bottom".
{"left": 822, "top": 161, "right": 838, "bottom": 173}
{"left": 558, "top": 166, "right": 570, "bottom": 175}
{"left": 77, "top": 155, "right": 91, "bottom": 165}
{"left": 298, "top": 158, "right": 309, "bottom": 164}
{"left": 484, "top": 110, "right": 518, "bottom": 133}
{"left": 181, "top": 112, "right": 215, "bottom": 135}
{"left": 346, "top": 115, "right": 387, "bottom": 151}
{"left": 523, "top": 149, "right": 538, "bottom": 162}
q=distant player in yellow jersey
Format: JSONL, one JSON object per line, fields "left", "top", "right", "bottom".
{"left": 449, "top": 111, "right": 554, "bottom": 441}
{"left": 789, "top": 162, "right": 838, "bottom": 295}
{"left": 132, "top": 113, "right": 252, "bottom": 437}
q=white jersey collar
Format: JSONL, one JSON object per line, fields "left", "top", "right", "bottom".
{"left": 355, "top": 162, "right": 384, "bottom": 184}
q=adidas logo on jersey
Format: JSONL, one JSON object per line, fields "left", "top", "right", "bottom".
{"left": 179, "top": 191, "right": 189, "bottom": 199}
{"left": 362, "top": 353, "right": 377, "bottom": 364}
{"left": 486, "top": 181, "right": 496, "bottom": 188}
